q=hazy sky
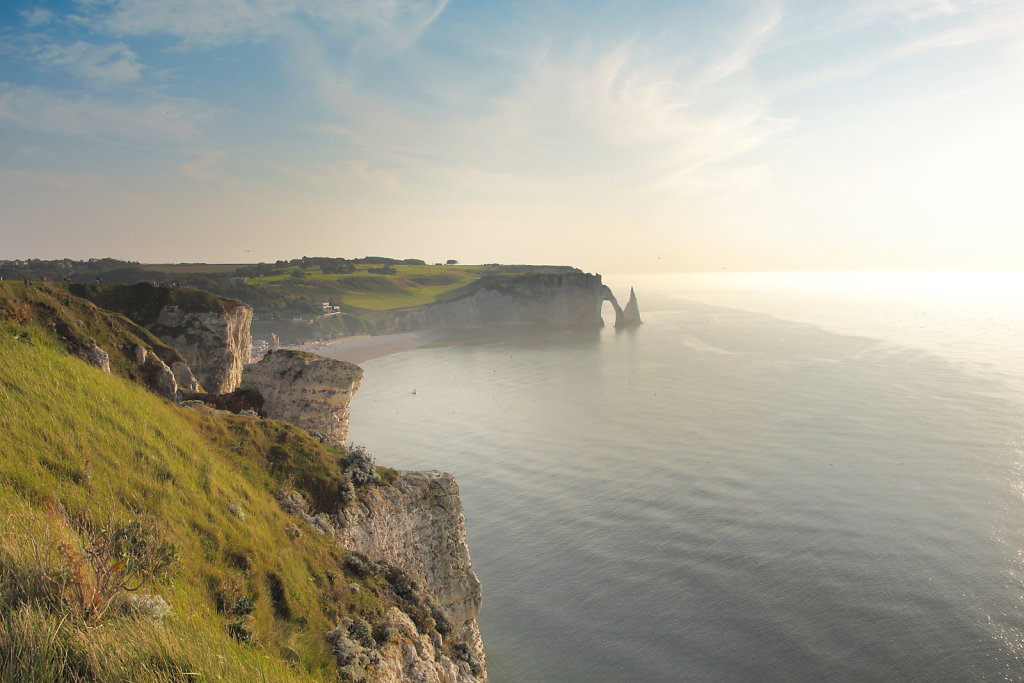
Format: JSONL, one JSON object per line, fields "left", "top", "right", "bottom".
{"left": 1, "top": 0, "right": 1022, "bottom": 273}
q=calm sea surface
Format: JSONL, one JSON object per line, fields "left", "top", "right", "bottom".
{"left": 349, "top": 272, "right": 1024, "bottom": 682}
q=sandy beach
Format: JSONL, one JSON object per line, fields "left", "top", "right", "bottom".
{"left": 291, "top": 329, "right": 444, "bottom": 364}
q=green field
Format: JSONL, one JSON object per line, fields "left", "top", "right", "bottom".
{"left": 247, "top": 264, "right": 495, "bottom": 311}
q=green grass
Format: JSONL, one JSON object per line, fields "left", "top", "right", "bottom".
{"left": 0, "top": 324, "right": 410, "bottom": 682}
{"left": 247, "top": 264, "right": 494, "bottom": 311}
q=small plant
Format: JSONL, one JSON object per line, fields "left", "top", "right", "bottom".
{"left": 215, "top": 576, "right": 255, "bottom": 617}
{"left": 431, "top": 604, "right": 452, "bottom": 636}
{"left": 342, "top": 553, "right": 377, "bottom": 578}
{"left": 343, "top": 446, "right": 379, "bottom": 486}
{"left": 227, "top": 620, "right": 252, "bottom": 643}
{"left": 51, "top": 505, "right": 178, "bottom": 624}
{"left": 373, "top": 621, "right": 398, "bottom": 645}
{"left": 347, "top": 617, "right": 374, "bottom": 648}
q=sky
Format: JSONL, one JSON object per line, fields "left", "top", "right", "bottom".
{"left": 1, "top": 0, "right": 1022, "bottom": 273}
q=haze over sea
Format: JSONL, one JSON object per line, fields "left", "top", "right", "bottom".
{"left": 349, "top": 271, "right": 1024, "bottom": 681}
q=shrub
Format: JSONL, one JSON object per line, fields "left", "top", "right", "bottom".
{"left": 227, "top": 620, "right": 251, "bottom": 644}
{"left": 373, "top": 621, "right": 398, "bottom": 645}
{"left": 343, "top": 447, "right": 379, "bottom": 487}
{"left": 342, "top": 553, "right": 377, "bottom": 578}
{"left": 431, "top": 604, "right": 452, "bottom": 636}
{"left": 347, "top": 617, "right": 374, "bottom": 648}
{"left": 55, "top": 506, "right": 177, "bottom": 624}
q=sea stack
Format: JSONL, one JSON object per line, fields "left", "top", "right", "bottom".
{"left": 617, "top": 287, "right": 642, "bottom": 328}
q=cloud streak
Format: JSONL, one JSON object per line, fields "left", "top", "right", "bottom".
{"left": 75, "top": 0, "right": 448, "bottom": 49}
{"left": 0, "top": 83, "right": 216, "bottom": 141}
{"left": 21, "top": 38, "right": 143, "bottom": 87}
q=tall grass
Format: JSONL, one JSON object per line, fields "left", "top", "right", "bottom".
{"left": 0, "top": 325, "right": 391, "bottom": 681}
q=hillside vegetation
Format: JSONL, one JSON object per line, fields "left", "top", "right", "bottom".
{"left": 0, "top": 322, "right": 415, "bottom": 682}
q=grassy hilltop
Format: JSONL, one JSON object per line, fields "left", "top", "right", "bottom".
{"left": 0, "top": 288, "right": 455, "bottom": 682}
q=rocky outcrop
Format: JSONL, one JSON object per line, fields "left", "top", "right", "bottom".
{"left": 240, "top": 349, "right": 363, "bottom": 446}
{"left": 84, "top": 343, "right": 111, "bottom": 373}
{"left": 150, "top": 300, "right": 251, "bottom": 393}
{"left": 329, "top": 607, "right": 482, "bottom": 683}
{"left": 135, "top": 345, "right": 177, "bottom": 400}
{"left": 619, "top": 287, "right": 642, "bottom": 328}
{"left": 335, "top": 470, "right": 486, "bottom": 681}
{"left": 72, "top": 282, "right": 252, "bottom": 394}
{"left": 170, "top": 361, "right": 199, "bottom": 392}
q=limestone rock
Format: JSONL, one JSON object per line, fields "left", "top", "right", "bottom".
{"left": 388, "top": 272, "right": 609, "bottom": 332}
{"left": 327, "top": 603, "right": 483, "bottom": 682}
{"left": 240, "top": 349, "right": 362, "bottom": 446}
{"left": 336, "top": 471, "right": 485, "bottom": 677}
{"left": 151, "top": 302, "right": 251, "bottom": 393}
{"left": 72, "top": 283, "right": 252, "bottom": 394}
{"left": 170, "top": 361, "right": 199, "bottom": 392}
{"left": 618, "top": 287, "right": 642, "bottom": 328}
{"left": 84, "top": 344, "right": 110, "bottom": 373}
{"left": 136, "top": 344, "right": 177, "bottom": 399}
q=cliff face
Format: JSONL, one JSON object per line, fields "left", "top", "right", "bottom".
{"left": 150, "top": 299, "right": 252, "bottom": 393}
{"left": 388, "top": 272, "right": 609, "bottom": 332}
{"left": 72, "top": 283, "right": 252, "bottom": 393}
{"left": 241, "top": 349, "right": 363, "bottom": 447}
{"left": 336, "top": 470, "right": 486, "bottom": 681}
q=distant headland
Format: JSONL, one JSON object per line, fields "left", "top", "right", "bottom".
{"left": 0, "top": 257, "right": 641, "bottom": 350}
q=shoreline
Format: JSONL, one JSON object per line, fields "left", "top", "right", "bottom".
{"left": 289, "top": 329, "right": 445, "bottom": 364}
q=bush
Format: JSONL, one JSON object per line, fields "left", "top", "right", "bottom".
{"left": 347, "top": 617, "right": 374, "bottom": 648}
{"left": 431, "top": 604, "right": 452, "bottom": 636}
{"left": 227, "top": 620, "right": 251, "bottom": 644}
{"left": 40, "top": 505, "right": 178, "bottom": 624}
{"left": 373, "top": 621, "right": 398, "bottom": 644}
{"left": 343, "top": 447, "right": 380, "bottom": 487}
{"left": 342, "top": 553, "right": 378, "bottom": 578}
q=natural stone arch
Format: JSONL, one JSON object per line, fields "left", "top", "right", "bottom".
{"left": 599, "top": 285, "right": 642, "bottom": 328}
{"left": 599, "top": 285, "right": 625, "bottom": 327}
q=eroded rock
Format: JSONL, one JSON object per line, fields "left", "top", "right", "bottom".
{"left": 240, "top": 349, "right": 362, "bottom": 446}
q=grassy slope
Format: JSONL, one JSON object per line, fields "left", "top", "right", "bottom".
{"left": 0, "top": 282, "right": 188, "bottom": 383}
{"left": 0, "top": 325, "right": 401, "bottom": 682}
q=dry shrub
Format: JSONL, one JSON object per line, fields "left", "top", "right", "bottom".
{"left": 0, "top": 500, "right": 177, "bottom": 625}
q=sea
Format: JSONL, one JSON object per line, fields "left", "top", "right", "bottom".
{"left": 348, "top": 271, "right": 1024, "bottom": 682}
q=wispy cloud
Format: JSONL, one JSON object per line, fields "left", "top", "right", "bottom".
{"left": 178, "top": 148, "right": 237, "bottom": 184}
{"left": 305, "top": 7, "right": 791, "bottom": 202}
{"left": 21, "top": 38, "right": 143, "bottom": 87}
{"left": 0, "top": 83, "right": 216, "bottom": 140}
{"left": 20, "top": 7, "right": 55, "bottom": 27}
{"left": 75, "top": 0, "right": 448, "bottom": 49}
